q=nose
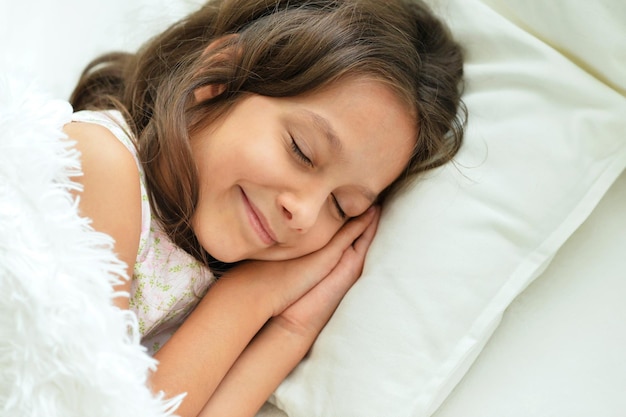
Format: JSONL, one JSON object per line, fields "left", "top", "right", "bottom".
{"left": 277, "top": 188, "right": 327, "bottom": 232}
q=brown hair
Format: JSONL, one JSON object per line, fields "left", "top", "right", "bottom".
{"left": 70, "top": 0, "right": 466, "bottom": 267}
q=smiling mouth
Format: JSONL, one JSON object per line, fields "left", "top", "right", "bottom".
{"left": 240, "top": 187, "right": 277, "bottom": 246}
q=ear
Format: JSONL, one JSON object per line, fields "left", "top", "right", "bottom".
{"left": 194, "top": 84, "right": 227, "bottom": 103}
{"left": 193, "top": 34, "right": 240, "bottom": 103}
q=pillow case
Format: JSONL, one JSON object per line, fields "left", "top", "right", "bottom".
{"left": 272, "top": 0, "right": 626, "bottom": 416}
{"left": 431, "top": 171, "right": 626, "bottom": 417}
{"left": 481, "top": 0, "right": 626, "bottom": 96}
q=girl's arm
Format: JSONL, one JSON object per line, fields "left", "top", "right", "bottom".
{"left": 152, "top": 209, "right": 378, "bottom": 417}
{"left": 197, "top": 208, "right": 380, "bottom": 417}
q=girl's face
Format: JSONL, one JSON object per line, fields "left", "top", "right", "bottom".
{"left": 190, "top": 77, "right": 416, "bottom": 263}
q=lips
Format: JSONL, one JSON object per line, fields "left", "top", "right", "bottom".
{"left": 240, "top": 187, "right": 277, "bottom": 246}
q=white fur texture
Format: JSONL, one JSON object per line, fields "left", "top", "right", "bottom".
{"left": 0, "top": 74, "right": 183, "bottom": 417}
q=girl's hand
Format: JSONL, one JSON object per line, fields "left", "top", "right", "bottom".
{"left": 271, "top": 206, "right": 380, "bottom": 337}
{"left": 194, "top": 207, "right": 380, "bottom": 417}
{"left": 221, "top": 207, "right": 380, "bottom": 319}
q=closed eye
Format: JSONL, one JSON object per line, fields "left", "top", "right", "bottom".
{"left": 290, "top": 135, "right": 346, "bottom": 220}
{"left": 331, "top": 194, "right": 347, "bottom": 220}
{"left": 290, "top": 137, "right": 313, "bottom": 167}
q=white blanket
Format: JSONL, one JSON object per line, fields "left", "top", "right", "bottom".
{"left": 0, "top": 75, "right": 183, "bottom": 417}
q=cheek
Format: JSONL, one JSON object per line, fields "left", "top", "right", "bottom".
{"left": 293, "top": 219, "right": 344, "bottom": 257}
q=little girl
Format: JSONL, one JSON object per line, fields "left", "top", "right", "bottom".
{"left": 65, "top": 0, "right": 466, "bottom": 415}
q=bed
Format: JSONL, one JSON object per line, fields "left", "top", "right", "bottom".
{"left": 1, "top": 0, "right": 624, "bottom": 416}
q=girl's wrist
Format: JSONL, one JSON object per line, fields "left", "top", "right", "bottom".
{"left": 267, "top": 314, "right": 324, "bottom": 343}
{"left": 263, "top": 316, "right": 319, "bottom": 355}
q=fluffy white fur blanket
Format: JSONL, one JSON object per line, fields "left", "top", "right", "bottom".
{"left": 0, "top": 75, "right": 183, "bottom": 417}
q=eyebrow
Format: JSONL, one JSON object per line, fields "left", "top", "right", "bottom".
{"left": 300, "top": 109, "right": 377, "bottom": 204}
{"left": 301, "top": 109, "right": 342, "bottom": 153}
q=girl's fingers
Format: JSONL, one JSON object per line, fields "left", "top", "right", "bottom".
{"left": 307, "top": 206, "right": 379, "bottom": 274}
{"left": 275, "top": 209, "right": 381, "bottom": 333}
{"left": 324, "top": 206, "right": 377, "bottom": 253}
{"left": 259, "top": 206, "right": 380, "bottom": 316}
{"left": 351, "top": 206, "right": 380, "bottom": 255}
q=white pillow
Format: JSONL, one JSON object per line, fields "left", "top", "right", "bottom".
{"left": 481, "top": 0, "right": 626, "bottom": 96}
{"left": 272, "top": 0, "right": 626, "bottom": 416}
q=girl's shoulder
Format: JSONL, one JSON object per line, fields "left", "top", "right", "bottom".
{"left": 63, "top": 113, "right": 140, "bottom": 203}
{"left": 69, "top": 110, "right": 139, "bottom": 161}
{"left": 63, "top": 112, "right": 142, "bottom": 309}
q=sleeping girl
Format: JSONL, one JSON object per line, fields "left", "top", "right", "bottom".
{"left": 64, "top": 0, "right": 466, "bottom": 415}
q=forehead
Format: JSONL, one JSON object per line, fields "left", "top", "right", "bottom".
{"left": 290, "top": 78, "right": 417, "bottom": 194}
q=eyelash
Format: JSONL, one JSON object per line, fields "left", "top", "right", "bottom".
{"left": 332, "top": 194, "right": 347, "bottom": 220}
{"left": 290, "top": 137, "right": 313, "bottom": 167}
{"left": 290, "top": 137, "right": 347, "bottom": 220}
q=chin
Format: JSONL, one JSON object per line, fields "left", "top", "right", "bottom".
{"left": 199, "top": 241, "right": 245, "bottom": 264}
{"left": 207, "top": 250, "right": 244, "bottom": 264}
